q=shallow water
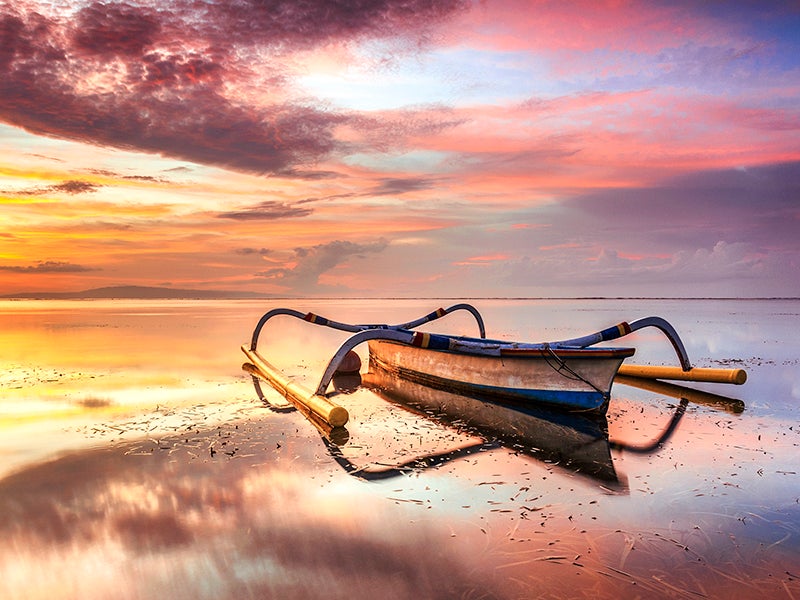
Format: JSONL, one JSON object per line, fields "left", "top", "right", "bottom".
{"left": 0, "top": 298, "right": 798, "bottom": 599}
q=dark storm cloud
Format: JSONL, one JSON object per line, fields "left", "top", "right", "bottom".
{"left": 207, "top": 0, "right": 468, "bottom": 45}
{"left": 0, "top": 1, "right": 469, "bottom": 174}
{"left": 0, "top": 260, "right": 96, "bottom": 273}
{"left": 72, "top": 2, "right": 160, "bottom": 57}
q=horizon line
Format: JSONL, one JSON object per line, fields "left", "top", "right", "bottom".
{"left": 2, "top": 285, "right": 798, "bottom": 302}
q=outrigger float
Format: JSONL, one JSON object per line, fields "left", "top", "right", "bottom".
{"left": 241, "top": 304, "right": 746, "bottom": 429}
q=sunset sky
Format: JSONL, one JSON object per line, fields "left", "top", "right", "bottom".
{"left": 1, "top": 0, "right": 798, "bottom": 297}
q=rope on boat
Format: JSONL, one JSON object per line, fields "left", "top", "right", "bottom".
{"left": 540, "top": 343, "right": 609, "bottom": 401}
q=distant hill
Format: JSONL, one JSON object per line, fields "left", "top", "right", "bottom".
{"left": 2, "top": 285, "right": 267, "bottom": 299}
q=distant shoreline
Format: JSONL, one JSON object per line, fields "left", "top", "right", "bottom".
{"left": 1, "top": 286, "right": 797, "bottom": 301}
{"left": 0, "top": 286, "right": 265, "bottom": 300}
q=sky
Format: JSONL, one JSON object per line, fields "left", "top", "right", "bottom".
{"left": 1, "top": 0, "right": 799, "bottom": 298}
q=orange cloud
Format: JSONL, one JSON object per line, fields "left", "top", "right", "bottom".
{"left": 453, "top": 253, "right": 511, "bottom": 267}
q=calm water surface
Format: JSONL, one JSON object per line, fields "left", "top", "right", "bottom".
{"left": 0, "top": 299, "right": 798, "bottom": 599}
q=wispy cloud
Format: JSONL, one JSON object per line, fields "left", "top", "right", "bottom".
{"left": 372, "top": 177, "right": 437, "bottom": 196}
{"left": 257, "top": 239, "right": 389, "bottom": 293}
{"left": 3, "top": 179, "right": 100, "bottom": 196}
{"left": 217, "top": 200, "right": 313, "bottom": 220}
{"left": 235, "top": 247, "right": 270, "bottom": 256}
{"left": 0, "top": 260, "right": 97, "bottom": 273}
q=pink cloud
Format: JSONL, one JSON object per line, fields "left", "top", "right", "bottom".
{"left": 453, "top": 252, "right": 511, "bottom": 266}
{"left": 394, "top": 87, "right": 800, "bottom": 194}
{"left": 0, "top": 1, "right": 469, "bottom": 175}
{"left": 459, "top": 0, "right": 746, "bottom": 54}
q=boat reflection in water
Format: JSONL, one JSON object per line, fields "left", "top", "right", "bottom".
{"left": 359, "top": 366, "right": 627, "bottom": 488}
{"left": 245, "top": 362, "right": 743, "bottom": 492}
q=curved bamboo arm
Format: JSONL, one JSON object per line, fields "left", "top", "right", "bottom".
{"left": 249, "top": 303, "right": 487, "bottom": 352}
{"left": 395, "top": 303, "right": 486, "bottom": 338}
{"left": 249, "top": 307, "right": 373, "bottom": 351}
{"left": 557, "top": 316, "right": 691, "bottom": 370}
{"left": 315, "top": 329, "right": 416, "bottom": 395}
{"left": 627, "top": 316, "right": 691, "bottom": 371}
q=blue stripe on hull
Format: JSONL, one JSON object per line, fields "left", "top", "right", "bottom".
{"left": 377, "top": 362, "right": 611, "bottom": 412}
{"left": 367, "top": 340, "right": 615, "bottom": 414}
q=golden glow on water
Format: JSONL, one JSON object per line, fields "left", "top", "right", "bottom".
{"left": 0, "top": 299, "right": 798, "bottom": 599}
{"left": 0, "top": 300, "right": 264, "bottom": 476}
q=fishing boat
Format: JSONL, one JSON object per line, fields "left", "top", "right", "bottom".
{"left": 241, "top": 303, "right": 746, "bottom": 428}
{"left": 246, "top": 350, "right": 741, "bottom": 483}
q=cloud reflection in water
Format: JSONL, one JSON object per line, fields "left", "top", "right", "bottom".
{"left": 0, "top": 418, "right": 497, "bottom": 600}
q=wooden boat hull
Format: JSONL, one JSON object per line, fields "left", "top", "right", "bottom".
{"left": 368, "top": 340, "right": 635, "bottom": 413}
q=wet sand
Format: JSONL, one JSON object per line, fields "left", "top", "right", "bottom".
{"left": 1, "top": 299, "right": 798, "bottom": 599}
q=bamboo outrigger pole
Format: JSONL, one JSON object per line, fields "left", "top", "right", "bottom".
{"left": 617, "top": 364, "right": 747, "bottom": 385}
{"left": 241, "top": 345, "right": 349, "bottom": 428}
